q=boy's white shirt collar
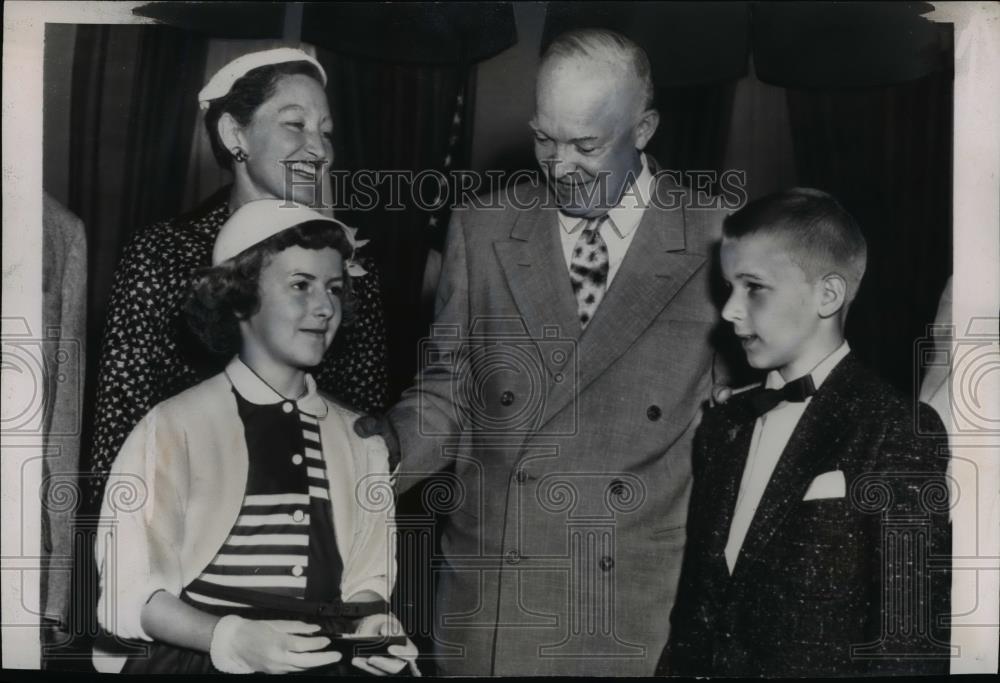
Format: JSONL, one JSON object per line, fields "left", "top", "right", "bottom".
{"left": 557, "top": 153, "right": 653, "bottom": 238}
{"left": 764, "top": 341, "right": 851, "bottom": 393}
{"left": 225, "top": 356, "right": 328, "bottom": 418}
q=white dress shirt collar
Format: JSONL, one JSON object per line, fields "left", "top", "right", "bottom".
{"left": 764, "top": 341, "right": 851, "bottom": 393}
{"left": 225, "top": 356, "right": 328, "bottom": 417}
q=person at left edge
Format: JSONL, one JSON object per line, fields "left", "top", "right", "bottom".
{"left": 87, "top": 47, "right": 389, "bottom": 509}
{"left": 95, "top": 200, "right": 419, "bottom": 675}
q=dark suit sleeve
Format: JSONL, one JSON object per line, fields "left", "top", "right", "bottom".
{"left": 658, "top": 411, "right": 718, "bottom": 675}
{"left": 864, "top": 401, "right": 952, "bottom": 675}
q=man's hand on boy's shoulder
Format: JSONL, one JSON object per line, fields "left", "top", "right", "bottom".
{"left": 354, "top": 414, "right": 401, "bottom": 472}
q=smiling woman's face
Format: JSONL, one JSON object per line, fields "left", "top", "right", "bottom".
{"left": 234, "top": 73, "right": 334, "bottom": 206}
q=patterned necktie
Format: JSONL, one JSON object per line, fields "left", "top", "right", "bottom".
{"left": 569, "top": 215, "right": 610, "bottom": 329}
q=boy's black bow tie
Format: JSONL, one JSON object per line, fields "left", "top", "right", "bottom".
{"left": 748, "top": 374, "right": 817, "bottom": 417}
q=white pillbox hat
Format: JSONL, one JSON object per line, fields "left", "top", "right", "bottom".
{"left": 213, "top": 200, "right": 367, "bottom": 277}
{"left": 198, "top": 47, "right": 327, "bottom": 110}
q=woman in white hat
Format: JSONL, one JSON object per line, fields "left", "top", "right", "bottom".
{"left": 87, "top": 48, "right": 389, "bottom": 509}
{"left": 95, "top": 200, "right": 418, "bottom": 675}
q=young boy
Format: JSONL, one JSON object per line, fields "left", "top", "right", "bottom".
{"left": 659, "top": 188, "right": 951, "bottom": 676}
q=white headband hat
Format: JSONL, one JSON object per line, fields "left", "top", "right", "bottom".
{"left": 213, "top": 199, "right": 368, "bottom": 277}
{"left": 198, "top": 47, "right": 328, "bottom": 111}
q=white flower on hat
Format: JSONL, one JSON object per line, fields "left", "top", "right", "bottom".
{"left": 198, "top": 47, "right": 328, "bottom": 111}
{"left": 214, "top": 199, "right": 368, "bottom": 277}
{"left": 338, "top": 226, "right": 370, "bottom": 277}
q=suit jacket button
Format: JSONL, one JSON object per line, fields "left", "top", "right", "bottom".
{"left": 505, "top": 550, "right": 521, "bottom": 564}
{"left": 599, "top": 556, "right": 614, "bottom": 571}
{"left": 500, "top": 390, "right": 515, "bottom": 406}
{"left": 515, "top": 469, "right": 528, "bottom": 484}
{"left": 647, "top": 405, "right": 662, "bottom": 421}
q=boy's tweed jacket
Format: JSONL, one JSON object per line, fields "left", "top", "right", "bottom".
{"left": 661, "top": 354, "right": 952, "bottom": 676}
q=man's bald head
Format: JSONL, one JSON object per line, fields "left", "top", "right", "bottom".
{"left": 538, "top": 29, "right": 654, "bottom": 119}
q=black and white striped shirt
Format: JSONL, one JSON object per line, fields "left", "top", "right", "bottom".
{"left": 184, "top": 383, "right": 343, "bottom": 612}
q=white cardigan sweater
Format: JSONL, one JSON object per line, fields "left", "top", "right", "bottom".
{"left": 95, "top": 359, "right": 395, "bottom": 641}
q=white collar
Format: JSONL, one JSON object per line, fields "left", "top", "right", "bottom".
{"left": 558, "top": 153, "right": 653, "bottom": 239}
{"left": 765, "top": 341, "right": 851, "bottom": 392}
{"left": 224, "top": 356, "right": 328, "bottom": 418}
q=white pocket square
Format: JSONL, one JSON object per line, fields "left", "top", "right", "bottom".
{"left": 803, "top": 470, "right": 846, "bottom": 500}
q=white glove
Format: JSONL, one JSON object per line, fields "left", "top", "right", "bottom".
{"left": 209, "top": 615, "right": 255, "bottom": 674}
{"left": 209, "top": 615, "right": 343, "bottom": 674}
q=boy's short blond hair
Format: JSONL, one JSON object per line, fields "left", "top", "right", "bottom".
{"left": 723, "top": 187, "right": 868, "bottom": 303}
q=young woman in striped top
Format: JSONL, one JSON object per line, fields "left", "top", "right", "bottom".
{"left": 95, "top": 200, "right": 418, "bottom": 675}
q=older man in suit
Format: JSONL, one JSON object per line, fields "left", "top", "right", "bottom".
{"left": 380, "top": 29, "right": 730, "bottom": 675}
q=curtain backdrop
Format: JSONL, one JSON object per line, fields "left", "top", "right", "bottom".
{"left": 648, "top": 82, "right": 739, "bottom": 185}
{"left": 786, "top": 72, "right": 954, "bottom": 395}
{"left": 720, "top": 57, "right": 799, "bottom": 201}
{"left": 68, "top": 24, "right": 209, "bottom": 473}
{"left": 319, "top": 48, "right": 475, "bottom": 403}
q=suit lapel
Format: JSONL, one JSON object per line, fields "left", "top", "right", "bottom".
{"left": 494, "top": 204, "right": 582, "bottom": 354}
{"left": 730, "top": 358, "right": 858, "bottom": 577}
{"left": 706, "top": 404, "right": 758, "bottom": 570}
{"left": 540, "top": 195, "right": 707, "bottom": 425}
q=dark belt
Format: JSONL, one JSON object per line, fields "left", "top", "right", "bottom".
{"left": 193, "top": 583, "right": 389, "bottom": 618}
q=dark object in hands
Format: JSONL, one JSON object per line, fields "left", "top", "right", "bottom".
{"left": 293, "top": 627, "right": 409, "bottom": 676}
{"left": 322, "top": 634, "right": 408, "bottom": 659}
